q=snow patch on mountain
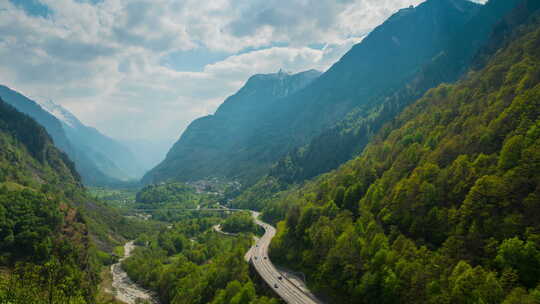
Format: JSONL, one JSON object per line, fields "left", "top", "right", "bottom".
{"left": 36, "top": 99, "right": 81, "bottom": 129}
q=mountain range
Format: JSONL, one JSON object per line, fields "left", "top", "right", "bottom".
{"left": 266, "top": 2, "right": 540, "bottom": 301}
{"left": 1, "top": 0, "right": 540, "bottom": 303}
{"left": 144, "top": 0, "right": 485, "bottom": 186}
{"left": 143, "top": 69, "right": 321, "bottom": 184}
{"left": 0, "top": 85, "right": 143, "bottom": 185}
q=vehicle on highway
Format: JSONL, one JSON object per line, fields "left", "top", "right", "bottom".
{"left": 278, "top": 276, "right": 282, "bottom": 280}
{"left": 274, "top": 283, "right": 278, "bottom": 289}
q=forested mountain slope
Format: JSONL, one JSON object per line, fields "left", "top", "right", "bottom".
{"left": 0, "top": 98, "right": 148, "bottom": 303}
{"left": 270, "top": 0, "right": 523, "bottom": 184}
{"left": 0, "top": 86, "right": 142, "bottom": 185}
{"left": 233, "top": 0, "right": 525, "bottom": 210}
{"left": 0, "top": 97, "right": 98, "bottom": 302}
{"left": 145, "top": 0, "right": 480, "bottom": 185}
{"left": 264, "top": 12, "right": 540, "bottom": 303}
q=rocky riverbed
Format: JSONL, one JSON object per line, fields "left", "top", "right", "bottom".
{"left": 110, "top": 241, "right": 158, "bottom": 304}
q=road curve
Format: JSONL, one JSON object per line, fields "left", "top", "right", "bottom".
{"left": 247, "top": 212, "right": 323, "bottom": 304}
{"left": 137, "top": 207, "right": 323, "bottom": 303}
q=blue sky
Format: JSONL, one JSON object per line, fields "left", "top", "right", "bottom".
{"left": 0, "top": 0, "right": 485, "bottom": 143}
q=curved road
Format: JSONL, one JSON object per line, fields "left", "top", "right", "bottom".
{"left": 136, "top": 207, "right": 322, "bottom": 304}
{"left": 244, "top": 212, "right": 323, "bottom": 304}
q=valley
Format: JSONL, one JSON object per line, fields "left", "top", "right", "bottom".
{"left": 1, "top": 0, "right": 540, "bottom": 303}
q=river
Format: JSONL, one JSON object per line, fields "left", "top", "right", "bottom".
{"left": 110, "top": 241, "right": 159, "bottom": 304}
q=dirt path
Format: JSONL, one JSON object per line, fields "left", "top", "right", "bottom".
{"left": 110, "top": 241, "right": 159, "bottom": 304}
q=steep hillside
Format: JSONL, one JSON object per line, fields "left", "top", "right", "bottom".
{"left": 0, "top": 97, "right": 98, "bottom": 302}
{"left": 265, "top": 12, "right": 540, "bottom": 303}
{"left": 234, "top": 0, "right": 525, "bottom": 210}
{"left": 0, "top": 86, "right": 140, "bottom": 184}
{"left": 0, "top": 85, "right": 72, "bottom": 154}
{"left": 145, "top": 0, "right": 480, "bottom": 185}
{"left": 0, "top": 97, "right": 151, "bottom": 303}
{"left": 143, "top": 69, "right": 322, "bottom": 183}
{"left": 271, "top": 0, "right": 524, "bottom": 184}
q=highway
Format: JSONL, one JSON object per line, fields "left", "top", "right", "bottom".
{"left": 246, "top": 212, "right": 323, "bottom": 304}
{"left": 136, "top": 206, "right": 323, "bottom": 303}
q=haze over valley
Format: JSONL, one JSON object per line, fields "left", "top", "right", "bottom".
{"left": 2, "top": 0, "right": 540, "bottom": 304}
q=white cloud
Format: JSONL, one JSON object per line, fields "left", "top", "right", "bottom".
{"left": 0, "top": 0, "right": 427, "bottom": 143}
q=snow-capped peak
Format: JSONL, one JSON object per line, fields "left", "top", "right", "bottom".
{"left": 36, "top": 99, "right": 82, "bottom": 129}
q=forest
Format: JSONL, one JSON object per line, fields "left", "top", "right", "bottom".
{"left": 2, "top": 0, "right": 540, "bottom": 304}
{"left": 260, "top": 13, "right": 540, "bottom": 304}
{"left": 221, "top": 212, "right": 259, "bottom": 234}
{"left": 122, "top": 215, "right": 279, "bottom": 304}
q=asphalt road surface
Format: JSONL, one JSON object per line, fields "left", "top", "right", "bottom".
{"left": 247, "top": 212, "right": 323, "bottom": 304}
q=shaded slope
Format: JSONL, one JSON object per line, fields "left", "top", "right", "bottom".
{"left": 146, "top": 0, "right": 480, "bottom": 185}
{"left": 40, "top": 99, "right": 145, "bottom": 180}
{"left": 274, "top": 0, "right": 524, "bottom": 183}
{"left": 144, "top": 70, "right": 322, "bottom": 183}
{"left": 233, "top": 0, "right": 525, "bottom": 211}
{"left": 0, "top": 85, "right": 133, "bottom": 185}
{"left": 266, "top": 11, "right": 540, "bottom": 303}
{"left": 0, "top": 97, "right": 97, "bottom": 302}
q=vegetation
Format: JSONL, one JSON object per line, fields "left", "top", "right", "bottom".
{"left": 90, "top": 186, "right": 138, "bottom": 209}
{"left": 122, "top": 216, "right": 279, "bottom": 304}
{"left": 221, "top": 212, "right": 258, "bottom": 234}
{"left": 0, "top": 98, "right": 99, "bottom": 302}
{"left": 2, "top": 2, "right": 540, "bottom": 304}
{"left": 144, "top": 1, "right": 482, "bottom": 187}
{"left": 0, "top": 99, "right": 152, "bottom": 303}
{"left": 136, "top": 182, "right": 198, "bottom": 207}
{"left": 261, "top": 15, "right": 540, "bottom": 303}
{"left": 233, "top": 0, "right": 528, "bottom": 212}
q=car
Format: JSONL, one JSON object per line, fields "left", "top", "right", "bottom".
{"left": 278, "top": 276, "right": 282, "bottom": 280}
{"left": 264, "top": 257, "right": 267, "bottom": 260}
{"left": 274, "top": 283, "right": 278, "bottom": 288}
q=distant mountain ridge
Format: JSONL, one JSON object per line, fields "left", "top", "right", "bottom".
{"left": 144, "top": 0, "right": 481, "bottom": 185}
{"left": 143, "top": 69, "right": 322, "bottom": 183}
{"left": 38, "top": 99, "right": 145, "bottom": 180}
{"left": 0, "top": 85, "right": 143, "bottom": 185}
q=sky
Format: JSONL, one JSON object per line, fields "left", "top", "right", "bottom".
{"left": 0, "top": 0, "right": 486, "bottom": 145}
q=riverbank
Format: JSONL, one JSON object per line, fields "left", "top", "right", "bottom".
{"left": 109, "top": 241, "right": 158, "bottom": 304}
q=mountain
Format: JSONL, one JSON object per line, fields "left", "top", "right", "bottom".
{"left": 122, "top": 138, "right": 173, "bottom": 173}
{"left": 0, "top": 97, "right": 98, "bottom": 302}
{"left": 143, "top": 69, "right": 322, "bottom": 183}
{"left": 0, "top": 85, "right": 142, "bottom": 184}
{"left": 144, "top": 0, "right": 481, "bottom": 185}
{"left": 0, "top": 96, "right": 150, "bottom": 302}
{"left": 264, "top": 6, "right": 540, "bottom": 302}
{"left": 0, "top": 86, "right": 72, "bottom": 153}
{"left": 38, "top": 99, "right": 145, "bottom": 180}
{"left": 270, "top": 0, "right": 524, "bottom": 183}
{"left": 232, "top": 0, "right": 525, "bottom": 210}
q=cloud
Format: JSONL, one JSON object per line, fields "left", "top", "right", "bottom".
{"left": 0, "top": 0, "right": 427, "bottom": 143}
